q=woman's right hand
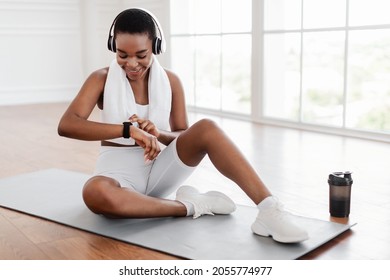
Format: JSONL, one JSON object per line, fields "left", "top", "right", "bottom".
{"left": 130, "top": 125, "right": 161, "bottom": 161}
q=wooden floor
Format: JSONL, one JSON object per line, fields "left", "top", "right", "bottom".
{"left": 0, "top": 102, "right": 389, "bottom": 260}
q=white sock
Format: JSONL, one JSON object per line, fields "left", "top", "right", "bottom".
{"left": 179, "top": 200, "right": 195, "bottom": 216}
{"left": 257, "top": 196, "right": 276, "bottom": 211}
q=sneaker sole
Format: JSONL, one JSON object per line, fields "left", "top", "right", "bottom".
{"left": 251, "top": 222, "right": 309, "bottom": 243}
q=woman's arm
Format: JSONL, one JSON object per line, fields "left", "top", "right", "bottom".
{"left": 57, "top": 68, "right": 124, "bottom": 141}
{"left": 167, "top": 69, "right": 189, "bottom": 133}
{"left": 58, "top": 68, "right": 160, "bottom": 159}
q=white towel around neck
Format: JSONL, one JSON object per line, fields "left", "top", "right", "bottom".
{"left": 102, "top": 57, "right": 172, "bottom": 145}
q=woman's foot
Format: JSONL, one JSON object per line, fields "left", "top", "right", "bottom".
{"left": 251, "top": 196, "right": 309, "bottom": 243}
{"left": 175, "top": 185, "right": 236, "bottom": 219}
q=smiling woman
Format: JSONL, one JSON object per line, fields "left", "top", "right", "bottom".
{"left": 116, "top": 33, "right": 153, "bottom": 83}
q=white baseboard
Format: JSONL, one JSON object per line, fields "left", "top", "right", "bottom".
{"left": 0, "top": 85, "right": 78, "bottom": 105}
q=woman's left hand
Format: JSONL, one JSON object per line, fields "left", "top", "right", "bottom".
{"left": 129, "top": 114, "right": 160, "bottom": 139}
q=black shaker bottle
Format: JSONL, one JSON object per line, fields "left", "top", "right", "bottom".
{"left": 328, "top": 171, "right": 353, "bottom": 217}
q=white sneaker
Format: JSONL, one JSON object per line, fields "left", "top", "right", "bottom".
{"left": 251, "top": 197, "right": 309, "bottom": 243}
{"left": 176, "top": 185, "right": 236, "bottom": 219}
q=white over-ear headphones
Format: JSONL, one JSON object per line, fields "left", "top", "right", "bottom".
{"left": 107, "top": 7, "right": 166, "bottom": 55}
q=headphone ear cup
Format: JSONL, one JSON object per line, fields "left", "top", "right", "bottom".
{"left": 107, "top": 35, "right": 116, "bottom": 52}
{"left": 152, "top": 37, "right": 161, "bottom": 55}
{"left": 111, "top": 37, "right": 116, "bottom": 52}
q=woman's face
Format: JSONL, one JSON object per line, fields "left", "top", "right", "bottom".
{"left": 115, "top": 33, "right": 153, "bottom": 81}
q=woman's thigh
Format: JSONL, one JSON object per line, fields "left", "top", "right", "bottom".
{"left": 146, "top": 137, "right": 196, "bottom": 198}
{"left": 94, "top": 146, "right": 153, "bottom": 193}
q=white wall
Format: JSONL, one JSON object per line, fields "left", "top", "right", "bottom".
{"left": 0, "top": 0, "right": 171, "bottom": 106}
{"left": 0, "top": 0, "right": 83, "bottom": 105}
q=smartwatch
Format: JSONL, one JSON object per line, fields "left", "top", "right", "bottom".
{"left": 122, "top": 122, "right": 133, "bottom": 138}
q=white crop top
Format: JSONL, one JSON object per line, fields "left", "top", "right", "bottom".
{"left": 136, "top": 104, "right": 149, "bottom": 120}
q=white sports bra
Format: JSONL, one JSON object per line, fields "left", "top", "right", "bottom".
{"left": 136, "top": 104, "right": 149, "bottom": 119}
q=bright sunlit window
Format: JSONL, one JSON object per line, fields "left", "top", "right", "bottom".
{"left": 263, "top": 0, "right": 390, "bottom": 135}
{"left": 170, "top": 0, "right": 252, "bottom": 114}
{"left": 170, "top": 0, "right": 390, "bottom": 138}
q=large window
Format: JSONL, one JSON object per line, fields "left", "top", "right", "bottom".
{"left": 170, "top": 0, "right": 252, "bottom": 114}
{"left": 263, "top": 0, "right": 390, "bottom": 136}
{"left": 170, "top": 0, "right": 390, "bottom": 139}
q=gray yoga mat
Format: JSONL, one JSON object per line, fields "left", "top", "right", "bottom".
{"left": 0, "top": 169, "right": 354, "bottom": 260}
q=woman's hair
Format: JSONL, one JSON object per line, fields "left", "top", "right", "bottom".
{"left": 114, "top": 9, "right": 156, "bottom": 41}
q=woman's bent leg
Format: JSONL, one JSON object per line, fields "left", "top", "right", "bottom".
{"left": 176, "top": 119, "right": 271, "bottom": 205}
{"left": 82, "top": 176, "right": 187, "bottom": 218}
{"left": 175, "top": 119, "right": 308, "bottom": 243}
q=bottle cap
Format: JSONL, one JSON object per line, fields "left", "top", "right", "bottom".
{"left": 328, "top": 171, "right": 353, "bottom": 186}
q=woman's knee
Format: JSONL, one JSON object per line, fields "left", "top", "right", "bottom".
{"left": 188, "top": 118, "right": 221, "bottom": 139}
{"left": 197, "top": 119, "right": 227, "bottom": 143}
{"left": 194, "top": 118, "right": 219, "bottom": 131}
{"left": 82, "top": 176, "right": 120, "bottom": 214}
{"left": 176, "top": 118, "right": 223, "bottom": 165}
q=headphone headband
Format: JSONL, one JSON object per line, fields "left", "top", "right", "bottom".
{"left": 107, "top": 7, "right": 166, "bottom": 55}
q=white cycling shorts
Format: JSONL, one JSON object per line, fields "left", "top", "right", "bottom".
{"left": 93, "top": 138, "right": 195, "bottom": 198}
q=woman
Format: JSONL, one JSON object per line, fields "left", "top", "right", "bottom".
{"left": 58, "top": 8, "right": 308, "bottom": 243}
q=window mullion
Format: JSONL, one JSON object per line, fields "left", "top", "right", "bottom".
{"left": 251, "top": 0, "right": 263, "bottom": 121}
{"left": 342, "top": 0, "right": 350, "bottom": 129}
{"left": 219, "top": 0, "right": 223, "bottom": 112}
{"left": 299, "top": 0, "right": 304, "bottom": 123}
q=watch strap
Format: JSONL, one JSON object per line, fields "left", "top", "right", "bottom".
{"left": 122, "top": 122, "right": 132, "bottom": 138}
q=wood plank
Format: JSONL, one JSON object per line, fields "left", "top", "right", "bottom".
{"left": 37, "top": 235, "right": 180, "bottom": 260}
{"left": 0, "top": 207, "right": 180, "bottom": 260}
{"left": 0, "top": 209, "right": 48, "bottom": 259}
